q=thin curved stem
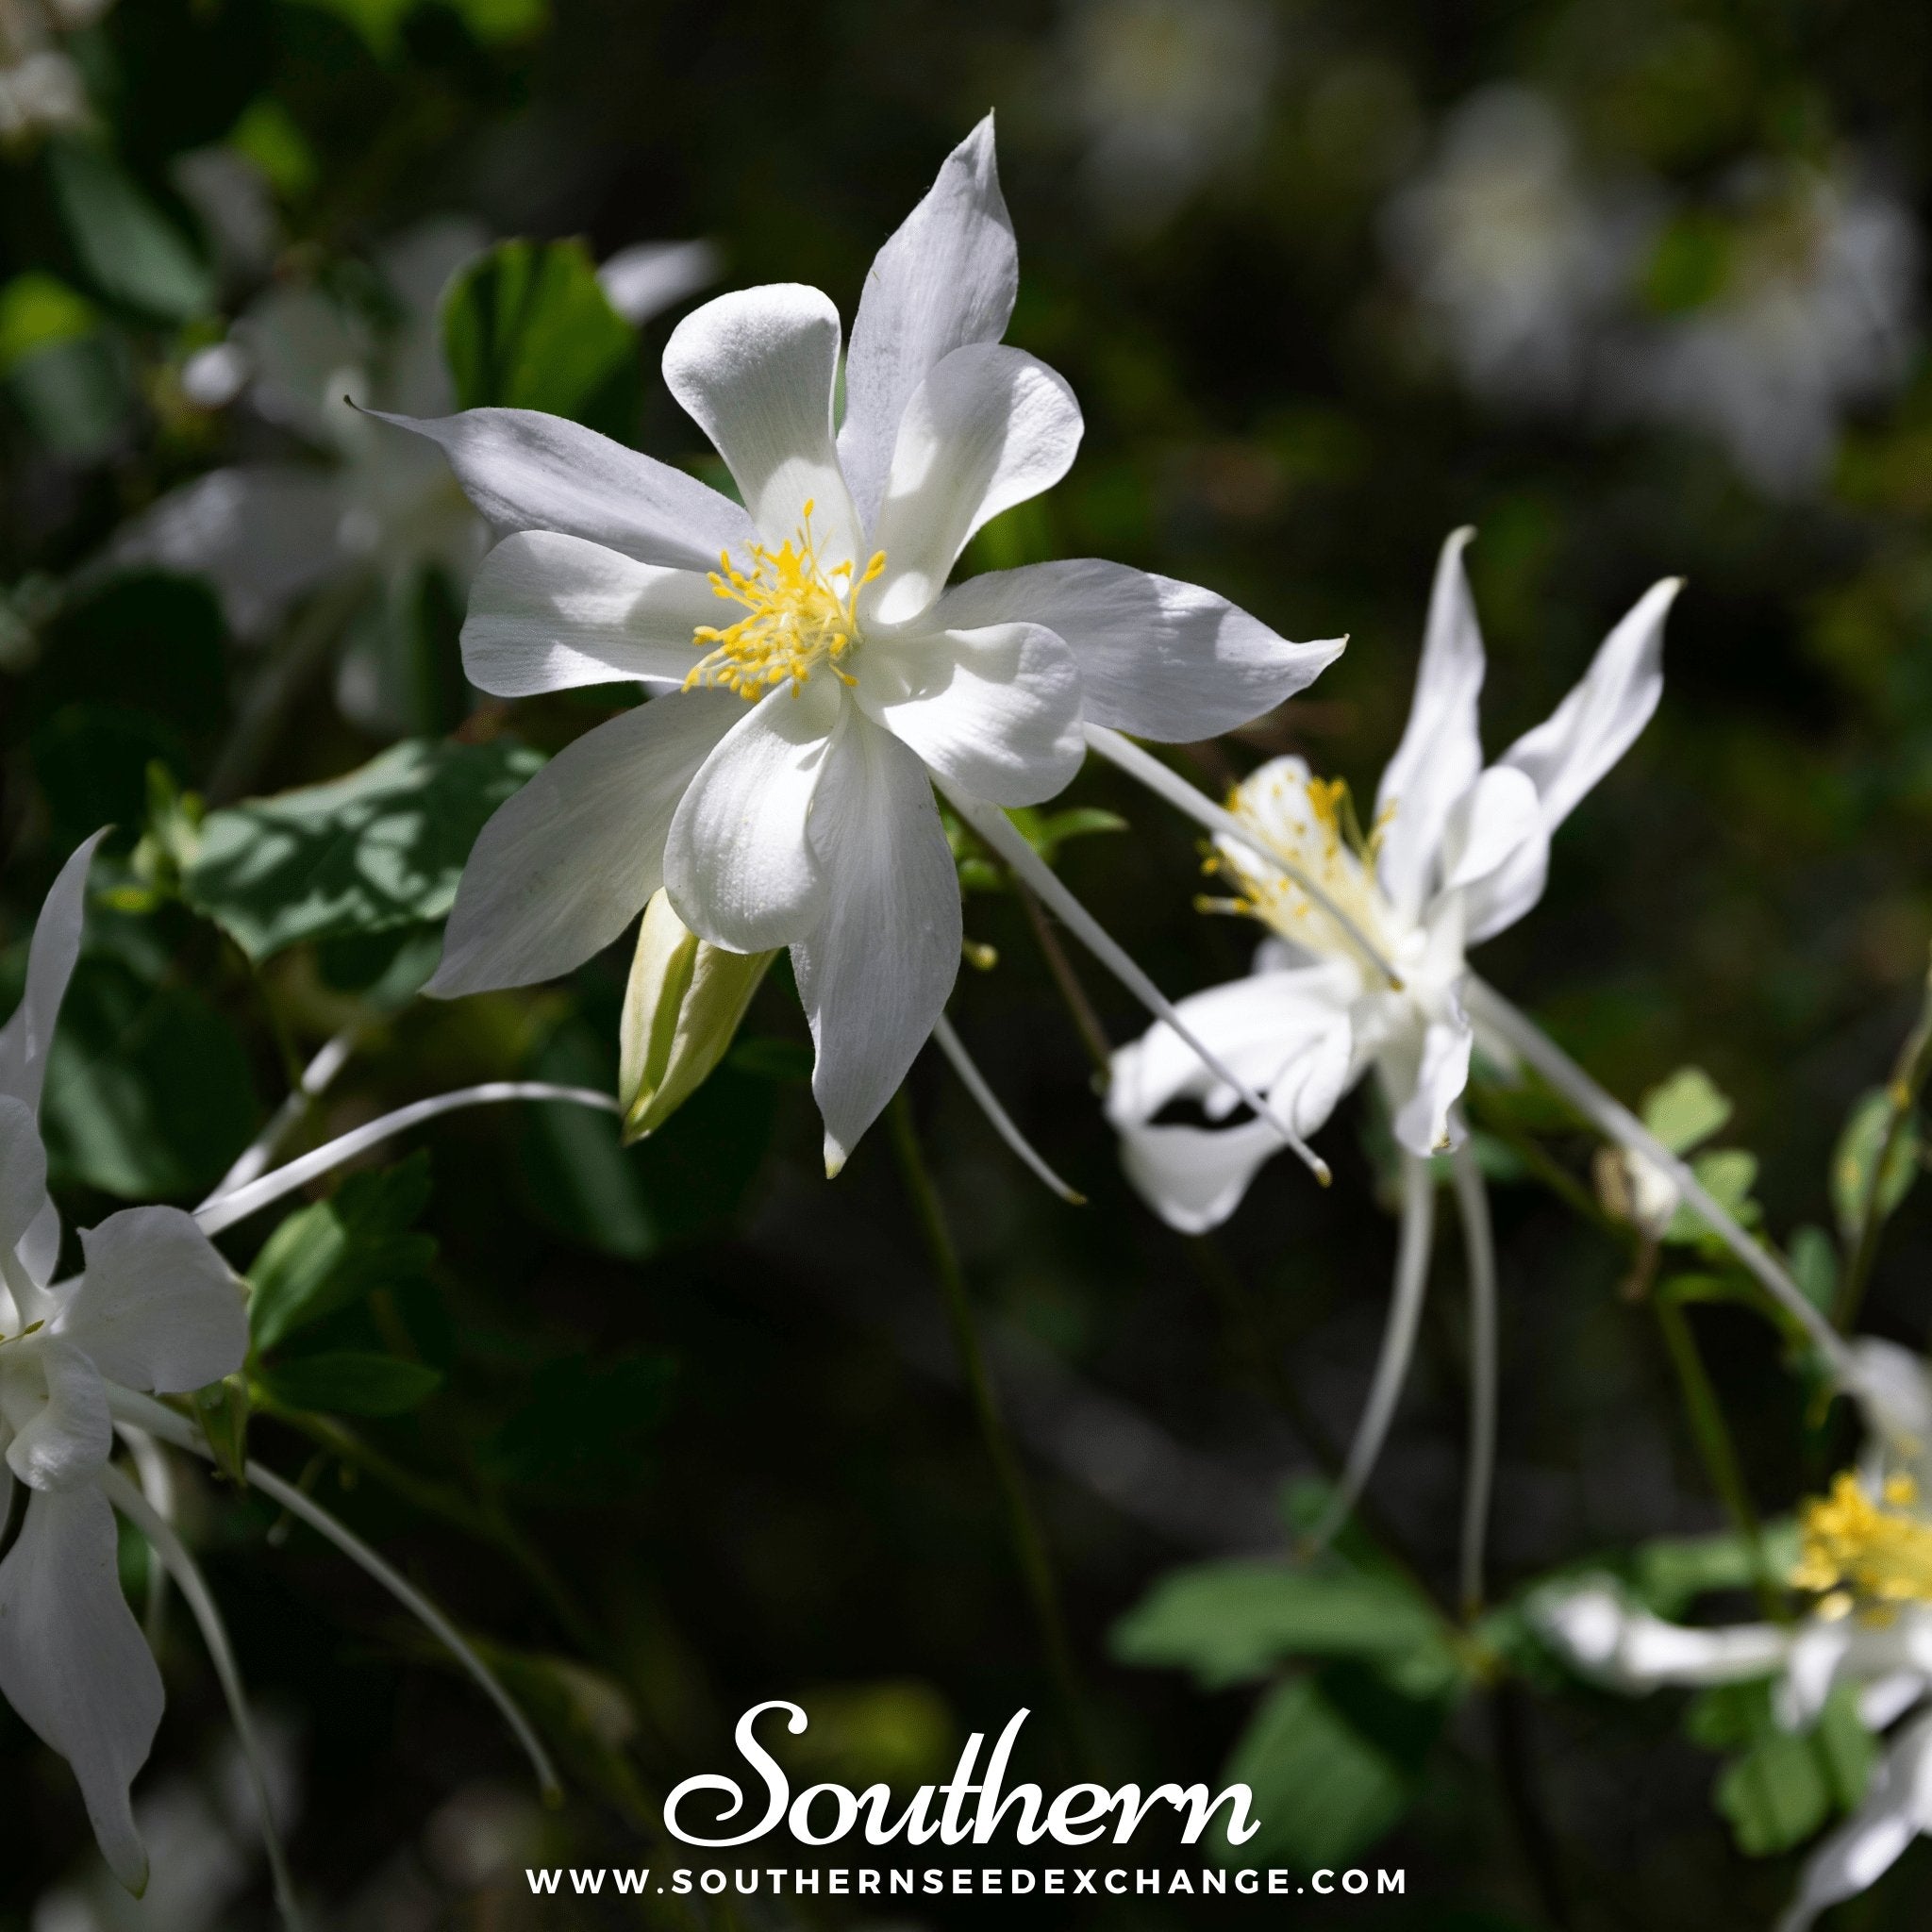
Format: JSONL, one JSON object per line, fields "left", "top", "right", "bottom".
{"left": 1463, "top": 975, "right": 1854, "bottom": 1378}
{"left": 1083, "top": 726, "right": 1402, "bottom": 989}
{"left": 119, "top": 1424, "right": 176, "bottom": 1644}
{"left": 1306, "top": 1149, "right": 1435, "bottom": 1555}
{"left": 204, "top": 1027, "right": 360, "bottom": 1207}
{"left": 99, "top": 1463, "right": 304, "bottom": 1931}
{"left": 946, "top": 789, "right": 1330, "bottom": 1185}
{"left": 1449, "top": 1135, "right": 1498, "bottom": 1620}
{"left": 932, "top": 1015, "right": 1085, "bottom": 1206}
{"left": 107, "top": 1388, "right": 559, "bottom": 1801}
{"left": 195, "top": 1083, "right": 620, "bottom": 1237}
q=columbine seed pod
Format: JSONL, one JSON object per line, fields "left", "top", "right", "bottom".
{"left": 618, "top": 889, "right": 774, "bottom": 1142}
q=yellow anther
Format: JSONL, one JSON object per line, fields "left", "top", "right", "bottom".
{"left": 1792, "top": 1470, "right": 1932, "bottom": 1618}
{"left": 686, "top": 505, "right": 886, "bottom": 701}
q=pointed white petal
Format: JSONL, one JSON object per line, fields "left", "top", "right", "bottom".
{"left": 936, "top": 560, "right": 1343, "bottom": 741}
{"left": 0, "top": 1484, "right": 162, "bottom": 1892}
{"left": 1, "top": 833, "right": 105, "bottom": 1115}
{"left": 1440, "top": 765, "right": 1541, "bottom": 891}
{"left": 661, "top": 284, "right": 859, "bottom": 558}
{"left": 839, "top": 115, "right": 1018, "bottom": 531}
{"left": 792, "top": 715, "right": 960, "bottom": 1173}
{"left": 1777, "top": 1708, "right": 1932, "bottom": 1932}
{"left": 1374, "top": 528, "right": 1486, "bottom": 924}
{"left": 858, "top": 620, "right": 1084, "bottom": 807}
{"left": 59, "top": 1208, "right": 246, "bottom": 1393}
{"left": 869, "top": 345, "right": 1081, "bottom": 625}
{"left": 462, "top": 532, "right": 722, "bottom": 695}
{"left": 431, "top": 694, "right": 741, "bottom": 997}
{"left": 371, "top": 408, "right": 756, "bottom": 572}
{"left": 5, "top": 1339, "right": 112, "bottom": 1491}
{"left": 1535, "top": 1580, "right": 1790, "bottom": 1690}
{"left": 663, "top": 680, "right": 841, "bottom": 954}
{"left": 0, "top": 1094, "right": 50, "bottom": 1258}
{"left": 1498, "top": 576, "right": 1681, "bottom": 834}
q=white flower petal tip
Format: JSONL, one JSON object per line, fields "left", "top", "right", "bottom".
{"left": 1, "top": 830, "right": 108, "bottom": 1115}
{"left": 824, "top": 1137, "right": 848, "bottom": 1181}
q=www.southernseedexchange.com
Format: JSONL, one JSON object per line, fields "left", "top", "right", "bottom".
{"left": 525, "top": 1865, "right": 1408, "bottom": 1901}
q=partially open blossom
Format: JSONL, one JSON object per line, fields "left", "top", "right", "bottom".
{"left": 0, "top": 836, "right": 248, "bottom": 1893}
{"left": 1107, "top": 526, "right": 1679, "bottom": 1233}
{"left": 1538, "top": 1338, "right": 1932, "bottom": 1932}
{"left": 392, "top": 116, "right": 1341, "bottom": 1170}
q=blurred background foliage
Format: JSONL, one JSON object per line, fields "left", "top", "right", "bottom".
{"left": 4, "top": 0, "right": 1932, "bottom": 1925}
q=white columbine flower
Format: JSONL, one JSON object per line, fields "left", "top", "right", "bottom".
{"left": 0, "top": 835, "right": 249, "bottom": 1893}
{"left": 1538, "top": 1339, "right": 1932, "bottom": 1932}
{"left": 1107, "top": 526, "right": 1679, "bottom": 1234}
{"left": 390, "top": 116, "right": 1340, "bottom": 1171}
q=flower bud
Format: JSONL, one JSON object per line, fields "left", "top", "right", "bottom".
{"left": 618, "top": 889, "right": 774, "bottom": 1142}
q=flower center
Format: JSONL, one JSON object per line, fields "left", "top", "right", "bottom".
{"left": 1792, "top": 1470, "right": 1932, "bottom": 1620}
{"left": 1207, "top": 765, "right": 1397, "bottom": 972}
{"left": 686, "top": 501, "right": 887, "bottom": 701}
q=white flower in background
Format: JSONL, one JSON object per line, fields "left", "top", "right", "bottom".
{"left": 0, "top": 0, "right": 113, "bottom": 146}
{"left": 390, "top": 116, "right": 1341, "bottom": 1171}
{"left": 0, "top": 836, "right": 249, "bottom": 1894}
{"left": 1539, "top": 1339, "right": 1932, "bottom": 1932}
{"left": 113, "top": 223, "right": 716, "bottom": 731}
{"left": 1108, "top": 526, "right": 1679, "bottom": 1233}
{"left": 1060, "top": 0, "right": 1278, "bottom": 235}
{"left": 1384, "top": 87, "right": 1649, "bottom": 409}
{"left": 1611, "top": 160, "right": 1919, "bottom": 496}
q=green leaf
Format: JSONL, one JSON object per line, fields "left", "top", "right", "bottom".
{"left": 442, "top": 239, "right": 641, "bottom": 440}
{"left": 1698, "top": 1682, "right": 1875, "bottom": 1857}
{"left": 1831, "top": 1088, "right": 1922, "bottom": 1244}
{"left": 1109, "top": 1559, "right": 1451, "bottom": 1691}
{"left": 1664, "top": 1147, "right": 1761, "bottom": 1243}
{"left": 258, "top": 1351, "right": 443, "bottom": 1417}
{"left": 1788, "top": 1224, "right": 1839, "bottom": 1315}
{"left": 1217, "top": 1667, "right": 1444, "bottom": 1869}
{"left": 40, "top": 958, "right": 257, "bottom": 1198}
{"left": 182, "top": 739, "right": 542, "bottom": 962}
{"left": 1641, "top": 1066, "right": 1733, "bottom": 1155}
{"left": 0, "top": 273, "right": 97, "bottom": 375}
{"left": 46, "top": 140, "right": 214, "bottom": 322}
{"left": 248, "top": 1155, "right": 437, "bottom": 1352}
{"left": 1630, "top": 1523, "right": 1799, "bottom": 1618}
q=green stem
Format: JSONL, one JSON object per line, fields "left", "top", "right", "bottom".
{"left": 1834, "top": 947, "right": 1932, "bottom": 1333}
{"left": 1653, "top": 1291, "right": 1786, "bottom": 1622}
{"left": 1012, "top": 878, "right": 1114, "bottom": 1078}
{"left": 888, "top": 1090, "right": 1089, "bottom": 1767}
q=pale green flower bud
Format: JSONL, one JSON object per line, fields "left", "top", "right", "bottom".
{"left": 618, "top": 889, "right": 774, "bottom": 1143}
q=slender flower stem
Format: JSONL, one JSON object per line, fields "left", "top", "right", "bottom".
{"left": 195, "top": 1082, "right": 620, "bottom": 1236}
{"left": 204, "top": 1027, "right": 361, "bottom": 1207}
{"left": 1306, "top": 1150, "right": 1435, "bottom": 1555}
{"left": 1652, "top": 1291, "right": 1787, "bottom": 1622}
{"left": 100, "top": 1463, "right": 305, "bottom": 1930}
{"left": 1011, "top": 880, "right": 1114, "bottom": 1077}
{"left": 888, "top": 1091, "right": 1088, "bottom": 1767}
{"left": 108, "top": 1388, "right": 560, "bottom": 1800}
{"left": 946, "top": 789, "right": 1330, "bottom": 1184}
{"left": 1463, "top": 976, "right": 1855, "bottom": 1378}
{"left": 1450, "top": 1135, "right": 1499, "bottom": 1621}
{"left": 931, "top": 1015, "right": 1086, "bottom": 1205}
{"left": 119, "top": 1424, "right": 176, "bottom": 1644}
{"left": 1835, "top": 948, "right": 1932, "bottom": 1332}
{"left": 1083, "top": 725, "right": 1403, "bottom": 989}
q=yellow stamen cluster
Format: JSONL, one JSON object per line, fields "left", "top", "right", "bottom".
{"left": 1792, "top": 1471, "right": 1932, "bottom": 1621}
{"left": 686, "top": 500, "right": 886, "bottom": 701}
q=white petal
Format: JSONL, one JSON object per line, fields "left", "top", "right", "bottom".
{"left": 0, "top": 1094, "right": 49, "bottom": 1258}
{"left": 1440, "top": 765, "right": 1541, "bottom": 891}
{"left": 462, "top": 531, "right": 722, "bottom": 695}
{"left": 4, "top": 1338, "right": 111, "bottom": 1491}
{"left": 791, "top": 715, "right": 961, "bottom": 1170}
{"left": 660, "top": 285, "right": 860, "bottom": 559}
{"left": 1848, "top": 1338, "right": 1932, "bottom": 1466}
{"left": 108, "top": 467, "right": 349, "bottom": 638}
{"left": 868, "top": 345, "right": 1081, "bottom": 626}
{"left": 1374, "top": 528, "right": 1485, "bottom": 924}
{"left": 371, "top": 408, "right": 756, "bottom": 573}
{"left": 59, "top": 1208, "right": 246, "bottom": 1394}
{"left": 839, "top": 115, "right": 1018, "bottom": 531}
{"left": 932, "top": 559, "right": 1343, "bottom": 741}
{"left": 431, "top": 693, "right": 742, "bottom": 997}
{"left": 857, "top": 621, "right": 1084, "bottom": 807}
{"left": 596, "top": 239, "right": 720, "bottom": 326}
{"left": 19, "top": 1194, "right": 60, "bottom": 1291}
{"left": 0, "top": 833, "right": 103, "bottom": 1115}
{"left": 1384, "top": 1003, "right": 1474, "bottom": 1158}
{"left": 1777, "top": 1708, "right": 1932, "bottom": 1932}
{"left": 1536, "top": 1581, "right": 1790, "bottom": 1690}
{"left": 662, "top": 679, "right": 841, "bottom": 954}
{"left": 1497, "top": 576, "right": 1681, "bottom": 835}
{"left": 0, "top": 1484, "right": 162, "bottom": 1892}
{"left": 1778, "top": 1615, "right": 1932, "bottom": 1729}
{"left": 1118, "top": 1116, "right": 1284, "bottom": 1235}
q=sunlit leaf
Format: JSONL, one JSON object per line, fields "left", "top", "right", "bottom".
{"left": 1830, "top": 1088, "right": 1922, "bottom": 1244}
